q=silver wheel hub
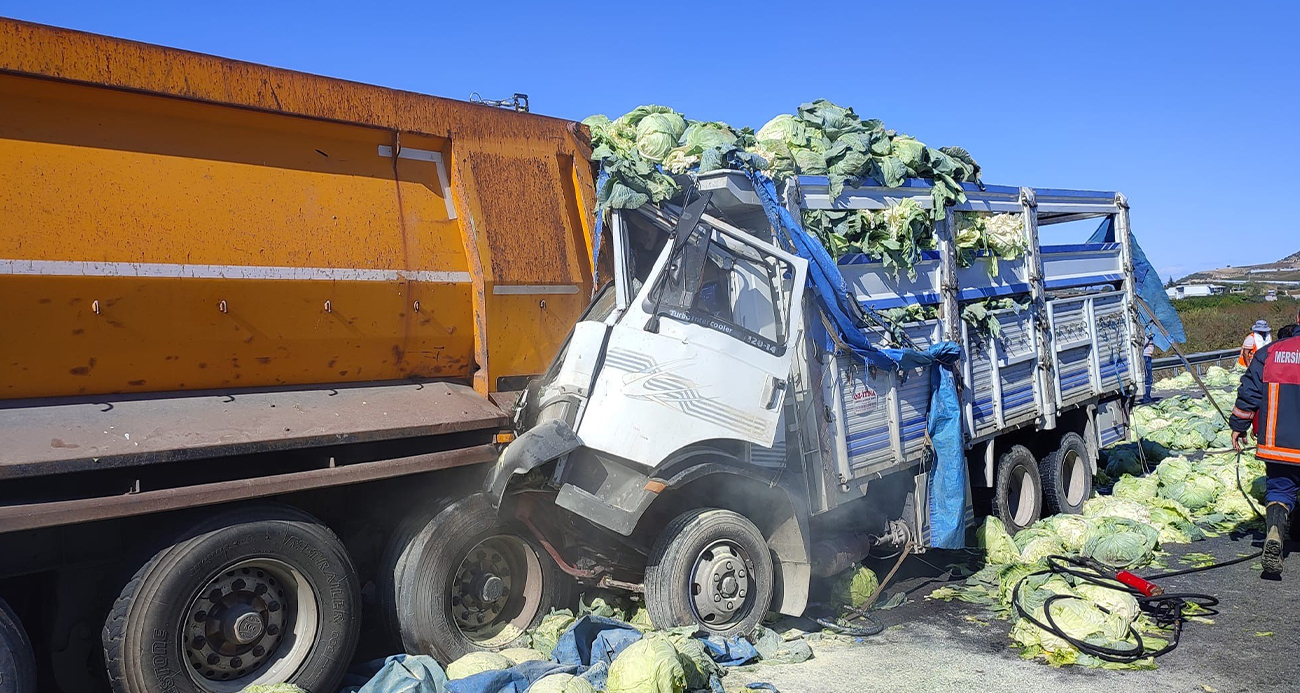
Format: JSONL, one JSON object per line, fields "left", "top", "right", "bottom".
{"left": 691, "top": 541, "right": 752, "bottom": 625}
{"left": 449, "top": 534, "right": 547, "bottom": 647}
{"left": 231, "top": 611, "right": 265, "bottom": 645}
{"left": 184, "top": 561, "right": 303, "bottom": 686}
{"left": 452, "top": 542, "right": 514, "bottom": 630}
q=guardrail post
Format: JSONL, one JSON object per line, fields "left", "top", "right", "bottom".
{"left": 1021, "top": 188, "right": 1056, "bottom": 429}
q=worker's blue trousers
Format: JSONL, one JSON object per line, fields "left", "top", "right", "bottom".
{"left": 1143, "top": 356, "right": 1154, "bottom": 396}
{"left": 1265, "top": 462, "right": 1300, "bottom": 512}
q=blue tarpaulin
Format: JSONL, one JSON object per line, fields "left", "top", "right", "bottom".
{"left": 743, "top": 169, "right": 968, "bottom": 549}
{"left": 548, "top": 614, "right": 642, "bottom": 689}
{"left": 700, "top": 634, "right": 760, "bottom": 666}
{"left": 446, "top": 661, "right": 579, "bottom": 693}
{"left": 1088, "top": 218, "right": 1186, "bottom": 351}
{"left": 340, "top": 654, "right": 448, "bottom": 693}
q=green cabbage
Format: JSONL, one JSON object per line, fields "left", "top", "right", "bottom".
{"left": 530, "top": 673, "right": 599, "bottom": 693}
{"left": 1074, "top": 583, "right": 1139, "bottom": 631}
{"left": 1083, "top": 497, "right": 1152, "bottom": 524}
{"left": 530, "top": 610, "right": 576, "bottom": 657}
{"left": 667, "top": 631, "right": 724, "bottom": 689}
{"left": 1160, "top": 477, "right": 1222, "bottom": 510}
{"left": 1037, "top": 515, "right": 1097, "bottom": 553}
{"left": 606, "top": 633, "right": 686, "bottom": 693}
{"left": 997, "top": 561, "right": 1047, "bottom": 607}
{"left": 446, "top": 652, "right": 512, "bottom": 680}
{"left": 827, "top": 566, "right": 880, "bottom": 609}
{"left": 1012, "top": 527, "right": 1065, "bottom": 563}
{"left": 977, "top": 516, "right": 1022, "bottom": 565}
{"left": 1081, "top": 518, "right": 1159, "bottom": 568}
{"left": 499, "top": 647, "right": 546, "bottom": 665}
{"left": 239, "top": 686, "right": 306, "bottom": 693}
{"left": 1156, "top": 457, "right": 1193, "bottom": 486}
{"left": 634, "top": 112, "right": 686, "bottom": 162}
{"left": 1112, "top": 474, "right": 1159, "bottom": 501}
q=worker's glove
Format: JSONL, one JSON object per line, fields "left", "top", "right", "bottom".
{"left": 1232, "top": 429, "right": 1252, "bottom": 452}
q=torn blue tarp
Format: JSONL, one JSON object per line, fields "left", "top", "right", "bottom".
{"left": 551, "top": 614, "right": 643, "bottom": 669}
{"left": 744, "top": 169, "right": 967, "bottom": 549}
{"left": 1088, "top": 217, "right": 1186, "bottom": 351}
{"left": 340, "top": 654, "right": 448, "bottom": 693}
{"left": 446, "top": 661, "right": 579, "bottom": 693}
{"left": 700, "top": 633, "right": 760, "bottom": 667}
{"left": 925, "top": 341, "right": 967, "bottom": 549}
{"left": 591, "top": 169, "right": 609, "bottom": 288}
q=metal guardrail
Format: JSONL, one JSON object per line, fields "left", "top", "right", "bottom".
{"left": 1151, "top": 348, "right": 1239, "bottom": 377}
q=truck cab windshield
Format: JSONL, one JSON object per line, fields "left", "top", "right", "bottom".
{"left": 646, "top": 224, "right": 793, "bottom": 356}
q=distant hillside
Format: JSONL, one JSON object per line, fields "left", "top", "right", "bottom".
{"left": 1169, "top": 295, "right": 1300, "bottom": 354}
{"left": 1179, "top": 249, "right": 1300, "bottom": 284}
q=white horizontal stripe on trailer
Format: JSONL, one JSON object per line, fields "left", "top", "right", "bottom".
{"left": 0, "top": 260, "right": 472, "bottom": 284}
{"left": 377, "top": 144, "right": 458, "bottom": 221}
{"left": 492, "top": 284, "right": 581, "bottom": 295}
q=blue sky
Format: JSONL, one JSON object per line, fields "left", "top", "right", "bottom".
{"left": 4, "top": 1, "right": 1297, "bottom": 281}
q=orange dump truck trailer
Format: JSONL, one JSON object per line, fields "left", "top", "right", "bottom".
{"left": 0, "top": 19, "right": 597, "bottom": 693}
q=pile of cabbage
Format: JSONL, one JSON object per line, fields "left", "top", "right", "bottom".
{"left": 931, "top": 373, "right": 1266, "bottom": 669}
{"left": 583, "top": 101, "right": 1023, "bottom": 281}
{"left": 1154, "top": 364, "right": 1244, "bottom": 393}
{"left": 1125, "top": 365, "right": 1243, "bottom": 456}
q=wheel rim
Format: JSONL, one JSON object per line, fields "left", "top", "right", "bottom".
{"left": 1062, "top": 449, "right": 1088, "bottom": 506}
{"left": 450, "top": 535, "right": 543, "bottom": 647}
{"left": 1009, "top": 466, "right": 1037, "bottom": 527}
{"left": 689, "top": 540, "right": 754, "bottom": 629}
{"left": 183, "top": 558, "right": 318, "bottom": 692}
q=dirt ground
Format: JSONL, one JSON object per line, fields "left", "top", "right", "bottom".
{"left": 727, "top": 531, "right": 1297, "bottom": 693}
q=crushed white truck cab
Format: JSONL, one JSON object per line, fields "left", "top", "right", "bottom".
{"left": 490, "top": 169, "right": 1143, "bottom": 635}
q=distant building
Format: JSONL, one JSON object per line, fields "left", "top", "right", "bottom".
{"left": 1266, "top": 289, "right": 1278, "bottom": 302}
{"left": 1166, "top": 283, "right": 1225, "bottom": 300}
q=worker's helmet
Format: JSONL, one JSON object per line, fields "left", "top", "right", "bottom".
{"left": 1253, "top": 319, "right": 1271, "bottom": 333}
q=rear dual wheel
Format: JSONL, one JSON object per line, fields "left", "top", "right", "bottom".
{"left": 103, "top": 505, "right": 361, "bottom": 693}
{"left": 1040, "top": 432, "right": 1092, "bottom": 515}
{"left": 993, "top": 435, "right": 1095, "bottom": 534}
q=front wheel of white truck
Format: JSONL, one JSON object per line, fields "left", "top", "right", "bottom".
{"left": 644, "top": 509, "right": 773, "bottom": 636}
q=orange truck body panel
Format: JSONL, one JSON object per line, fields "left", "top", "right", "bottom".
{"left": 0, "top": 18, "right": 596, "bottom": 400}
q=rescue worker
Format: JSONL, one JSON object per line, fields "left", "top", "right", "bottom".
{"left": 1231, "top": 323, "right": 1300, "bottom": 575}
{"left": 1141, "top": 331, "right": 1156, "bottom": 403}
{"left": 1238, "top": 319, "right": 1272, "bottom": 367}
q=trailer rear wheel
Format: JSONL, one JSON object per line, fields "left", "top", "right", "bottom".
{"left": 102, "top": 505, "right": 361, "bottom": 693}
{"left": 992, "top": 445, "right": 1042, "bottom": 534}
{"left": 0, "top": 598, "right": 36, "bottom": 693}
{"left": 644, "top": 509, "right": 773, "bottom": 636}
{"left": 391, "top": 494, "right": 567, "bottom": 662}
{"left": 1040, "top": 433, "right": 1093, "bottom": 515}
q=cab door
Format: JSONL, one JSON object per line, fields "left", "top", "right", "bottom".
{"left": 575, "top": 208, "right": 807, "bottom": 469}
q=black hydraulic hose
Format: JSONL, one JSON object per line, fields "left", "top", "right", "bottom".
{"left": 1010, "top": 554, "right": 1229, "bottom": 663}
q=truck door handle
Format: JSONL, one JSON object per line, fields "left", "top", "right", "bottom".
{"left": 764, "top": 377, "right": 786, "bottom": 410}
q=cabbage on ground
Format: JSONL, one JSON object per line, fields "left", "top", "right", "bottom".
{"left": 605, "top": 633, "right": 686, "bottom": 693}
{"left": 932, "top": 382, "right": 1265, "bottom": 669}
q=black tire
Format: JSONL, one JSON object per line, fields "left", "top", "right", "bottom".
{"left": 376, "top": 500, "right": 450, "bottom": 649}
{"left": 644, "top": 509, "right": 773, "bottom": 637}
{"left": 0, "top": 598, "right": 36, "bottom": 693}
{"left": 991, "top": 445, "right": 1043, "bottom": 534}
{"left": 392, "top": 494, "right": 568, "bottom": 662}
{"left": 1040, "top": 433, "right": 1093, "bottom": 515}
{"left": 102, "top": 505, "right": 361, "bottom": 693}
